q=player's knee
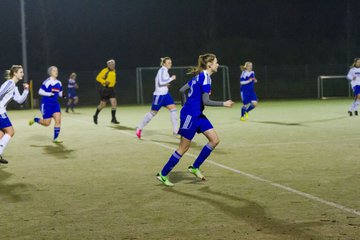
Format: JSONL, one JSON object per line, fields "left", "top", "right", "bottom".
{"left": 9, "top": 130, "right": 15, "bottom": 137}
{"left": 252, "top": 101, "right": 258, "bottom": 107}
{"left": 210, "top": 137, "right": 220, "bottom": 148}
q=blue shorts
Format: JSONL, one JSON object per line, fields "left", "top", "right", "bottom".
{"left": 353, "top": 86, "right": 360, "bottom": 96}
{"left": 68, "top": 89, "right": 78, "bottom": 98}
{"left": 151, "top": 93, "right": 175, "bottom": 111}
{"left": 41, "top": 102, "right": 61, "bottom": 119}
{"left": 0, "top": 113, "right": 12, "bottom": 129}
{"left": 241, "top": 90, "right": 258, "bottom": 105}
{"left": 178, "top": 114, "right": 213, "bottom": 140}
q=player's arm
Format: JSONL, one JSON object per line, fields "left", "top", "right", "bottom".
{"left": 159, "top": 69, "right": 176, "bottom": 86}
{"left": 179, "top": 83, "right": 190, "bottom": 106}
{"left": 96, "top": 68, "right": 107, "bottom": 85}
{"left": 13, "top": 85, "right": 29, "bottom": 104}
{"left": 202, "top": 93, "right": 233, "bottom": 107}
{"left": 0, "top": 81, "right": 13, "bottom": 100}
{"left": 38, "top": 85, "right": 54, "bottom": 97}
{"left": 347, "top": 69, "right": 355, "bottom": 81}
{"left": 240, "top": 76, "right": 253, "bottom": 85}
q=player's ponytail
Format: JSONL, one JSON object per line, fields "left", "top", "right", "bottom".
{"left": 240, "top": 61, "right": 252, "bottom": 72}
{"left": 351, "top": 57, "right": 360, "bottom": 68}
{"left": 187, "top": 53, "right": 217, "bottom": 75}
{"left": 160, "top": 57, "right": 171, "bottom": 66}
{"left": 9, "top": 65, "right": 23, "bottom": 78}
{"left": 4, "top": 70, "right": 11, "bottom": 80}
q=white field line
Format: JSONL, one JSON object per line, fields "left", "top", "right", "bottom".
{"left": 68, "top": 116, "right": 360, "bottom": 217}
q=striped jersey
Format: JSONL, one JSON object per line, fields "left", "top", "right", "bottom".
{"left": 240, "top": 70, "right": 255, "bottom": 92}
{"left": 347, "top": 67, "right": 360, "bottom": 89}
{"left": 0, "top": 79, "right": 29, "bottom": 114}
{"left": 39, "top": 78, "right": 63, "bottom": 104}
{"left": 154, "top": 66, "right": 172, "bottom": 95}
{"left": 68, "top": 78, "right": 77, "bottom": 89}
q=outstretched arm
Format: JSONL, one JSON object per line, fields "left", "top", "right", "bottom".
{"left": 179, "top": 83, "right": 190, "bottom": 106}
{"left": 202, "top": 92, "right": 234, "bottom": 107}
{"left": 13, "top": 86, "right": 29, "bottom": 104}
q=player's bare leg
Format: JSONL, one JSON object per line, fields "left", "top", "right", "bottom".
{"left": 109, "top": 98, "right": 119, "bottom": 124}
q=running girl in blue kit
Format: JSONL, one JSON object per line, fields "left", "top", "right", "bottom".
{"left": 0, "top": 65, "right": 29, "bottom": 164}
{"left": 65, "top": 72, "right": 79, "bottom": 113}
{"left": 156, "top": 53, "right": 234, "bottom": 186}
{"left": 29, "top": 66, "right": 64, "bottom": 143}
{"left": 136, "top": 57, "right": 177, "bottom": 139}
{"left": 240, "top": 61, "right": 258, "bottom": 121}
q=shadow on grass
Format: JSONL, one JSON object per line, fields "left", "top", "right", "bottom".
{"left": 29, "top": 143, "right": 75, "bottom": 159}
{"left": 0, "top": 169, "right": 34, "bottom": 202}
{"left": 108, "top": 125, "right": 136, "bottom": 131}
{"left": 252, "top": 116, "right": 347, "bottom": 127}
{"left": 164, "top": 186, "right": 325, "bottom": 239}
{"left": 168, "top": 171, "right": 198, "bottom": 184}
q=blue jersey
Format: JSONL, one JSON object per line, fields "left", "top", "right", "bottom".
{"left": 182, "top": 71, "right": 211, "bottom": 117}
{"left": 40, "top": 78, "right": 63, "bottom": 104}
{"left": 68, "top": 79, "right": 77, "bottom": 89}
{"left": 240, "top": 70, "right": 255, "bottom": 92}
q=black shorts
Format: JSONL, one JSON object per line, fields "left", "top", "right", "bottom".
{"left": 99, "top": 86, "right": 116, "bottom": 101}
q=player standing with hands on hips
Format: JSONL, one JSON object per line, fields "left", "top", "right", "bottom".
{"left": 346, "top": 57, "right": 360, "bottom": 116}
{"left": 240, "top": 61, "right": 258, "bottom": 121}
{"left": 0, "top": 65, "right": 29, "bottom": 163}
{"left": 156, "top": 53, "right": 234, "bottom": 186}
{"left": 29, "top": 66, "right": 64, "bottom": 143}
{"left": 136, "top": 57, "right": 178, "bottom": 139}
{"left": 93, "top": 59, "right": 119, "bottom": 124}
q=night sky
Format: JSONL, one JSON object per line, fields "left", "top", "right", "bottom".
{"left": 0, "top": 0, "right": 359, "bottom": 72}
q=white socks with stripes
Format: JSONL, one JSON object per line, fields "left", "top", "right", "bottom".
{"left": 0, "top": 134, "right": 11, "bottom": 155}
{"left": 170, "top": 109, "right": 178, "bottom": 133}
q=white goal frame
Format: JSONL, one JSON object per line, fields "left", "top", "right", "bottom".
{"left": 317, "top": 75, "right": 352, "bottom": 99}
{"left": 136, "top": 65, "right": 231, "bottom": 104}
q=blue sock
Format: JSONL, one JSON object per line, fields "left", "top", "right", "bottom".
{"left": 34, "top": 117, "right": 40, "bottom": 123}
{"left": 193, "top": 143, "right": 213, "bottom": 169}
{"left": 161, "top": 151, "right": 182, "bottom": 176}
{"left": 54, "top": 127, "right": 60, "bottom": 140}
{"left": 246, "top": 104, "right": 255, "bottom": 113}
{"left": 241, "top": 106, "right": 247, "bottom": 117}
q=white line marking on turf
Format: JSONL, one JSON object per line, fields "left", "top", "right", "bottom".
{"left": 68, "top": 116, "right": 360, "bottom": 217}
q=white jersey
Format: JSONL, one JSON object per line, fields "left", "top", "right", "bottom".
{"left": 346, "top": 67, "right": 360, "bottom": 89}
{"left": 153, "top": 66, "right": 172, "bottom": 95}
{"left": 0, "top": 79, "right": 29, "bottom": 114}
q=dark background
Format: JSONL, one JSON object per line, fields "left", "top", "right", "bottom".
{"left": 0, "top": 0, "right": 359, "bottom": 104}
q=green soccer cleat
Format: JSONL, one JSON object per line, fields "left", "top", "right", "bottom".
{"left": 156, "top": 172, "right": 174, "bottom": 187}
{"left": 240, "top": 116, "right": 246, "bottom": 121}
{"left": 188, "top": 166, "right": 206, "bottom": 180}
{"left": 245, "top": 112, "right": 249, "bottom": 119}
{"left": 53, "top": 138, "right": 63, "bottom": 144}
{"left": 29, "top": 119, "right": 35, "bottom": 126}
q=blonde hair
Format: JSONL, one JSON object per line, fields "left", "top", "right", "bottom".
{"left": 47, "top": 66, "right": 58, "bottom": 76}
{"left": 9, "top": 65, "right": 23, "bottom": 78}
{"left": 240, "top": 61, "right": 253, "bottom": 71}
{"left": 70, "top": 72, "right": 77, "bottom": 79}
{"left": 160, "top": 57, "right": 171, "bottom": 66}
{"left": 351, "top": 58, "right": 360, "bottom": 68}
{"left": 187, "top": 53, "right": 217, "bottom": 75}
{"left": 4, "top": 70, "right": 11, "bottom": 80}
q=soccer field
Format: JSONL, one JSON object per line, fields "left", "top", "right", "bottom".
{"left": 0, "top": 99, "right": 359, "bottom": 240}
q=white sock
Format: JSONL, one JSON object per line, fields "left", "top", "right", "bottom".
{"left": 138, "top": 112, "right": 155, "bottom": 130}
{"left": 354, "top": 100, "right": 360, "bottom": 111}
{"left": 170, "top": 109, "right": 178, "bottom": 133}
{"left": 0, "top": 134, "right": 12, "bottom": 155}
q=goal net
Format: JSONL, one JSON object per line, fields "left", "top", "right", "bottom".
{"left": 136, "top": 65, "right": 231, "bottom": 104}
{"left": 317, "top": 75, "right": 352, "bottom": 99}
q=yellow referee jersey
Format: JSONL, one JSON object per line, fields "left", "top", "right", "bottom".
{"left": 96, "top": 67, "right": 116, "bottom": 87}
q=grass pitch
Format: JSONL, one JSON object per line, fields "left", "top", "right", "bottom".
{"left": 0, "top": 99, "right": 359, "bottom": 240}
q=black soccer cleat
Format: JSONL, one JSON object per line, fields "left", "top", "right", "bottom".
{"left": 93, "top": 115, "right": 98, "bottom": 124}
{"left": 0, "top": 156, "right": 8, "bottom": 164}
{"left": 355, "top": 111, "right": 358, "bottom": 116}
{"left": 111, "top": 118, "right": 120, "bottom": 124}
{"left": 348, "top": 111, "right": 353, "bottom": 117}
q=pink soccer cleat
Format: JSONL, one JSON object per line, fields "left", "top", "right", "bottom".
{"left": 136, "top": 128, "right": 142, "bottom": 139}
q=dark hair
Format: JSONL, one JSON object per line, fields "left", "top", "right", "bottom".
{"left": 9, "top": 65, "right": 23, "bottom": 78}
{"left": 187, "top": 53, "right": 216, "bottom": 75}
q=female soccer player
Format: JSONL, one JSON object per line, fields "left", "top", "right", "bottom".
{"left": 156, "top": 53, "right": 234, "bottom": 186}
{"left": 65, "top": 72, "right": 79, "bottom": 113}
{"left": 136, "top": 57, "right": 177, "bottom": 139}
{"left": 240, "top": 61, "right": 258, "bottom": 121}
{"left": 29, "top": 66, "right": 64, "bottom": 143}
{"left": 0, "top": 65, "right": 29, "bottom": 163}
{"left": 346, "top": 57, "right": 360, "bottom": 116}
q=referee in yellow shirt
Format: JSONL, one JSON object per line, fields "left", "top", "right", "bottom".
{"left": 93, "top": 59, "right": 119, "bottom": 124}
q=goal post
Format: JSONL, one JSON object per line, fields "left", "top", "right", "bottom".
{"left": 136, "top": 65, "right": 231, "bottom": 104}
{"left": 317, "top": 75, "right": 352, "bottom": 99}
